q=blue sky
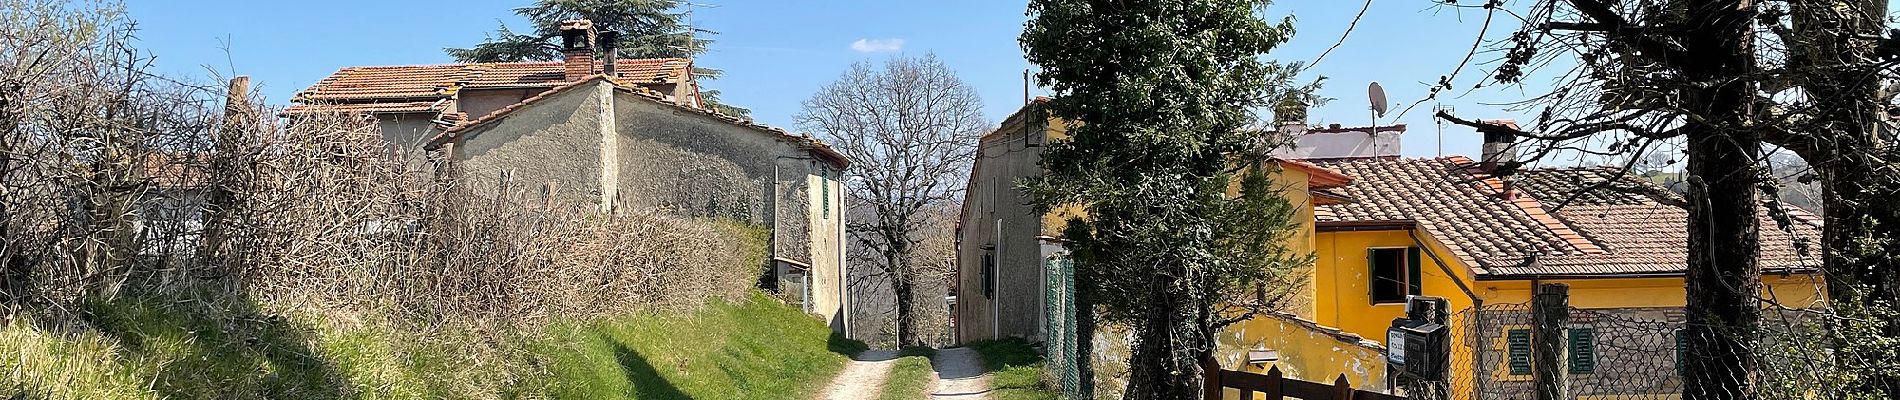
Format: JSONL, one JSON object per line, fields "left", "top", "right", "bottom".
{"left": 126, "top": 0, "right": 1530, "bottom": 159}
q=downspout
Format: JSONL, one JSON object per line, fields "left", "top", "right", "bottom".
{"left": 837, "top": 172, "right": 851, "bottom": 339}
{"left": 1407, "top": 228, "right": 1483, "bottom": 397}
{"left": 1407, "top": 229, "right": 1481, "bottom": 305}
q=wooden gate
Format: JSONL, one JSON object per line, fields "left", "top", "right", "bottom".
{"left": 1203, "top": 358, "right": 1404, "bottom": 400}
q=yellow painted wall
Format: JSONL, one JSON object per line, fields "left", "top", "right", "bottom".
{"left": 1215, "top": 314, "right": 1389, "bottom": 393}
{"left": 1312, "top": 227, "right": 1829, "bottom": 400}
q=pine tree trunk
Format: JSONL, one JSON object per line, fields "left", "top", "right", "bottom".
{"left": 1679, "top": 1, "right": 1763, "bottom": 399}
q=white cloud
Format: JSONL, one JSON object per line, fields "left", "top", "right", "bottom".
{"left": 849, "top": 38, "right": 905, "bottom": 53}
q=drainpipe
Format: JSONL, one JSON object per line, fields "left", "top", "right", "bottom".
{"left": 837, "top": 172, "right": 851, "bottom": 339}
{"left": 1407, "top": 229, "right": 1481, "bottom": 306}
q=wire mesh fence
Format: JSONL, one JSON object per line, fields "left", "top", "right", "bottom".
{"left": 1404, "top": 299, "right": 1842, "bottom": 400}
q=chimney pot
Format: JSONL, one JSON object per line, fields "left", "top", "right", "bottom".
{"left": 599, "top": 31, "right": 620, "bottom": 77}
{"left": 1479, "top": 120, "right": 1518, "bottom": 170}
{"left": 559, "top": 19, "right": 596, "bottom": 81}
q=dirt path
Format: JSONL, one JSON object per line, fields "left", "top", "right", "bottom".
{"left": 818, "top": 350, "right": 899, "bottom": 400}
{"left": 929, "top": 347, "right": 991, "bottom": 399}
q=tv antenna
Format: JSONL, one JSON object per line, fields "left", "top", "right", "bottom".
{"left": 1433, "top": 104, "right": 1455, "bottom": 156}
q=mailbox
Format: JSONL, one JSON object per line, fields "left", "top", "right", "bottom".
{"left": 1387, "top": 318, "right": 1449, "bottom": 380}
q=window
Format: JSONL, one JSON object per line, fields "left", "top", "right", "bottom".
{"left": 980, "top": 252, "right": 996, "bottom": 298}
{"left": 1507, "top": 329, "right": 1532, "bottom": 375}
{"left": 1503, "top": 326, "right": 1597, "bottom": 376}
{"left": 1569, "top": 326, "right": 1597, "bottom": 373}
{"left": 1369, "top": 247, "right": 1421, "bottom": 303}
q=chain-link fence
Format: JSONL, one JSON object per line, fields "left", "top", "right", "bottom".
{"left": 1042, "top": 253, "right": 1085, "bottom": 397}
{"left": 1405, "top": 294, "right": 1841, "bottom": 400}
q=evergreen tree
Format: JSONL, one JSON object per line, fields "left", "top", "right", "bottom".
{"left": 446, "top": 0, "right": 749, "bottom": 117}
{"left": 1021, "top": 1, "right": 1311, "bottom": 397}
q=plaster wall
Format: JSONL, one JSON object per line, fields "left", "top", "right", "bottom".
{"left": 1276, "top": 130, "right": 1403, "bottom": 159}
{"left": 451, "top": 83, "right": 603, "bottom": 207}
{"left": 956, "top": 113, "right": 1051, "bottom": 343}
{"left": 459, "top": 88, "right": 546, "bottom": 120}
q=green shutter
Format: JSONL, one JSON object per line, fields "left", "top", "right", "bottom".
{"left": 1406, "top": 247, "right": 1423, "bottom": 296}
{"left": 1569, "top": 327, "right": 1596, "bottom": 373}
{"left": 980, "top": 253, "right": 994, "bottom": 298}
{"left": 1367, "top": 249, "right": 1378, "bottom": 302}
{"left": 821, "top": 170, "right": 831, "bottom": 219}
{"left": 1508, "top": 329, "right": 1532, "bottom": 375}
{"left": 1675, "top": 329, "right": 1687, "bottom": 372}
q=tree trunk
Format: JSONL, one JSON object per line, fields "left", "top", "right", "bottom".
{"left": 1679, "top": 1, "right": 1764, "bottom": 399}
{"left": 1120, "top": 276, "right": 1207, "bottom": 400}
{"left": 886, "top": 241, "right": 918, "bottom": 347}
{"left": 1785, "top": 0, "right": 1900, "bottom": 393}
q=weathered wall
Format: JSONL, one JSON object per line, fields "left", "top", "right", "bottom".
{"left": 375, "top": 113, "right": 439, "bottom": 156}
{"left": 459, "top": 88, "right": 546, "bottom": 120}
{"left": 807, "top": 165, "right": 845, "bottom": 330}
{"left": 1214, "top": 313, "right": 1389, "bottom": 393}
{"left": 609, "top": 90, "right": 842, "bottom": 326}
{"left": 956, "top": 112, "right": 1050, "bottom": 343}
{"left": 452, "top": 83, "right": 603, "bottom": 207}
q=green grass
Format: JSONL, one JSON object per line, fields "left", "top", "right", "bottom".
{"left": 877, "top": 346, "right": 940, "bottom": 400}
{"left": 1, "top": 292, "right": 854, "bottom": 399}
{"left": 539, "top": 292, "right": 855, "bottom": 399}
{"left": 966, "top": 338, "right": 1060, "bottom": 400}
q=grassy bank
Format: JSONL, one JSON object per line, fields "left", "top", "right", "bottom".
{"left": 967, "top": 338, "right": 1060, "bottom": 400}
{"left": 1, "top": 292, "right": 853, "bottom": 399}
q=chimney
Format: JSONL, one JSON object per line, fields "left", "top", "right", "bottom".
{"left": 560, "top": 19, "right": 596, "bottom": 81}
{"left": 1272, "top": 96, "right": 1308, "bottom": 136}
{"left": 1479, "top": 119, "right": 1519, "bottom": 170}
{"left": 599, "top": 31, "right": 620, "bottom": 77}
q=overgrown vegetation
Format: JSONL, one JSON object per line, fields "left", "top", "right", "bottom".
{"left": 1020, "top": 0, "right": 1315, "bottom": 397}
{"left": 0, "top": 1, "right": 838, "bottom": 398}
{"left": 966, "top": 339, "right": 1058, "bottom": 400}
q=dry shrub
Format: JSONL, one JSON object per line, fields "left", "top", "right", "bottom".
{"left": 0, "top": 0, "right": 764, "bottom": 328}
{"left": 214, "top": 111, "right": 763, "bottom": 325}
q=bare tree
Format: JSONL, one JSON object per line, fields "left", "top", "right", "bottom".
{"left": 1429, "top": 0, "right": 1900, "bottom": 397}
{"left": 797, "top": 54, "right": 984, "bottom": 347}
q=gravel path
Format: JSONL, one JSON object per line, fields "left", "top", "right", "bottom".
{"left": 929, "top": 347, "right": 992, "bottom": 399}
{"left": 818, "top": 350, "right": 899, "bottom": 400}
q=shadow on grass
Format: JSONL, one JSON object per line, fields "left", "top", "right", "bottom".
{"left": 610, "top": 342, "right": 692, "bottom": 400}
{"left": 79, "top": 295, "right": 345, "bottom": 399}
{"left": 827, "top": 329, "right": 869, "bottom": 357}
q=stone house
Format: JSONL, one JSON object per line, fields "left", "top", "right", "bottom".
{"left": 287, "top": 20, "right": 852, "bottom": 333}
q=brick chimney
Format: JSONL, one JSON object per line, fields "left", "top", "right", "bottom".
{"left": 560, "top": 19, "right": 596, "bottom": 81}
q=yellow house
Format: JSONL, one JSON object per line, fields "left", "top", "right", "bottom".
{"left": 956, "top": 103, "right": 1392, "bottom": 395}
{"left": 1296, "top": 153, "right": 1826, "bottom": 399}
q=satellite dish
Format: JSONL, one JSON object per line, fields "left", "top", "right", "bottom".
{"left": 1369, "top": 82, "right": 1389, "bottom": 118}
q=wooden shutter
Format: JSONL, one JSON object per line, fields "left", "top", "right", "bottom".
{"left": 1508, "top": 328, "right": 1532, "bottom": 375}
{"left": 1569, "top": 326, "right": 1597, "bottom": 373}
{"left": 981, "top": 253, "right": 995, "bottom": 298}
{"left": 1675, "top": 329, "right": 1686, "bottom": 372}
{"left": 1406, "top": 247, "right": 1423, "bottom": 296}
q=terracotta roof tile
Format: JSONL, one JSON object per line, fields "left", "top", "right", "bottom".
{"left": 294, "top": 58, "right": 690, "bottom": 102}
{"left": 282, "top": 100, "right": 447, "bottom": 114}
{"left": 1315, "top": 157, "right": 1823, "bottom": 277}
